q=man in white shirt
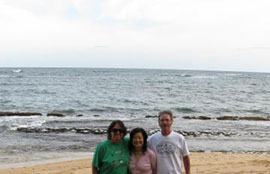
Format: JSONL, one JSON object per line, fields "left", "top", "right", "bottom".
{"left": 148, "top": 110, "right": 190, "bottom": 174}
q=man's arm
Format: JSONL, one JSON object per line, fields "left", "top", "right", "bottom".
{"left": 183, "top": 155, "right": 190, "bottom": 174}
{"left": 92, "top": 165, "right": 98, "bottom": 174}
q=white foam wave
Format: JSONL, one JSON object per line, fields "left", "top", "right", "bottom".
{"left": 12, "top": 69, "right": 22, "bottom": 73}
{"left": 6, "top": 119, "right": 46, "bottom": 131}
{"left": 8, "top": 124, "right": 26, "bottom": 131}
{"left": 222, "top": 73, "right": 242, "bottom": 76}
{"left": 190, "top": 75, "right": 217, "bottom": 79}
{"left": 180, "top": 74, "right": 192, "bottom": 77}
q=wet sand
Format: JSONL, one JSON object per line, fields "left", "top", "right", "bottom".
{"left": 0, "top": 152, "right": 269, "bottom": 174}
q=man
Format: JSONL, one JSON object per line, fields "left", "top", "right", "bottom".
{"left": 148, "top": 110, "right": 190, "bottom": 174}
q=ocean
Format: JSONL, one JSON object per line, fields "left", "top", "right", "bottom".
{"left": 0, "top": 68, "right": 269, "bottom": 166}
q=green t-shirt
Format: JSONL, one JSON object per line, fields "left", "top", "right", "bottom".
{"left": 92, "top": 138, "right": 130, "bottom": 174}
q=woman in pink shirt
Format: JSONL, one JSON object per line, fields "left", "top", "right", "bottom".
{"left": 129, "top": 128, "right": 157, "bottom": 174}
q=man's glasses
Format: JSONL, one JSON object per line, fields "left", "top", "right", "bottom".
{"left": 111, "top": 128, "right": 124, "bottom": 133}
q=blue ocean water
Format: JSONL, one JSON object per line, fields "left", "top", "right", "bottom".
{"left": 0, "top": 68, "right": 269, "bottom": 164}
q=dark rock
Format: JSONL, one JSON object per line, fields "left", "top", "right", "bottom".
{"left": 183, "top": 116, "right": 196, "bottom": 119}
{"left": 17, "top": 127, "right": 34, "bottom": 133}
{"left": 198, "top": 116, "right": 211, "bottom": 120}
{"left": 200, "top": 131, "right": 212, "bottom": 135}
{"left": 17, "top": 127, "right": 109, "bottom": 134}
{"left": 0, "top": 111, "right": 42, "bottom": 117}
{"left": 186, "top": 131, "right": 196, "bottom": 136}
{"left": 182, "top": 116, "right": 211, "bottom": 120}
{"left": 145, "top": 115, "right": 157, "bottom": 118}
{"left": 75, "top": 128, "right": 107, "bottom": 134}
{"left": 17, "top": 127, "right": 72, "bottom": 133}
{"left": 76, "top": 129, "right": 91, "bottom": 134}
{"left": 148, "top": 129, "right": 160, "bottom": 135}
{"left": 76, "top": 114, "right": 83, "bottom": 117}
{"left": 239, "top": 116, "right": 270, "bottom": 121}
{"left": 92, "top": 129, "right": 107, "bottom": 134}
{"left": 44, "top": 128, "right": 67, "bottom": 133}
{"left": 93, "top": 115, "right": 100, "bottom": 117}
{"left": 175, "top": 130, "right": 236, "bottom": 137}
{"left": 216, "top": 116, "right": 239, "bottom": 120}
{"left": 47, "top": 113, "right": 65, "bottom": 117}
{"left": 216, "top": 116, "right": 269, "bottom": 121}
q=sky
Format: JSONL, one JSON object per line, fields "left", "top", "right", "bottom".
{"left": 1, "top": 0, "right": 270, "bottom": 72}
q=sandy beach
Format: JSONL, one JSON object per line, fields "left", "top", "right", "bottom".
{"left": 1, "top": 152, "right": 269, "bottom": 174}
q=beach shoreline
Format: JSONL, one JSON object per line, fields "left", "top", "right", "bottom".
{"left": 1, "top": 152, "right": 269, "bottom": 174}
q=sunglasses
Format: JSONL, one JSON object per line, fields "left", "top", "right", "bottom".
{"left": 111, "top": 128, "right": 124, "bottom": 133}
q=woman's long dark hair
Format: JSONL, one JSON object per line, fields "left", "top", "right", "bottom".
{"left": 129, "top": 128, "right": 148, "bottom": 154}
{"left": 107, "top": 120, "right": 127, "bottom": 140}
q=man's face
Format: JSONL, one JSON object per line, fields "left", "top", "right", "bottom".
{"left": 158, "top": 113, "right": 173, "bottom": 131}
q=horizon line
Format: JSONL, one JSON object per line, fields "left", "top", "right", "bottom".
{"left": 0, "top": 66, "right": 269, "bottom": 74}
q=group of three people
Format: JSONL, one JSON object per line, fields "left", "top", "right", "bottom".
{"left": 92, "top": 110, "right": 191, "bottom": 174}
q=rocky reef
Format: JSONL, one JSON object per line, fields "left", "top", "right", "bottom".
{"left": 0, "top": 112, "right": 42, "bottom": 117}
{"left": 183, "top": 115, "right": 270, "bottom": 121}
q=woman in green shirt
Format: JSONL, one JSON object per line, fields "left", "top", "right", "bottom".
{"left": 92, "top": 120, "right": 129, "bottom": 174}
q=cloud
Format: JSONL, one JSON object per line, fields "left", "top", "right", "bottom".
{"left": 1, "top": 0, "right": 270, "bottom": 72}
